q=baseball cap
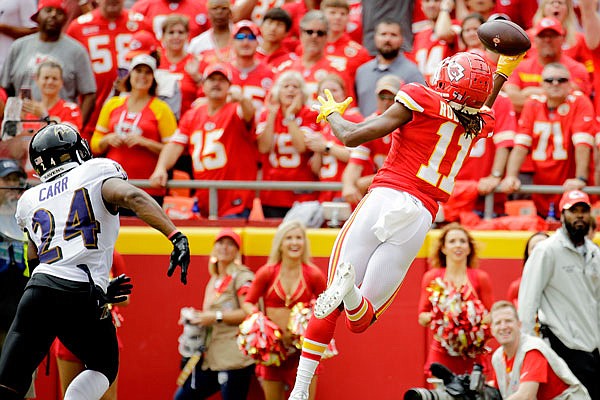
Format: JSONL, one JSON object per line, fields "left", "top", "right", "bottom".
{"left": 214, "top": 228, "right": 241, "bottom": 248}
{"left": 233, "top": 20, "right": 260, "bottom": 37}
{"left": 125, "top": 30, "right": 160, "bottom": 61}
{"left": 203, "top": 63, "right": 232, "bottom": 81}
{"left": 559, "top": 190, "right": 591, "bottom": 211}
{"left": 534, "top": 17, "right": 564, "bottom": 36}
{"left": 375, "top": 74, "right": 402, "bottom": 95}
{"left": 129, "top": 54, "right": 157, "bottom": 72}
{"left": 0, "top": 159, "right": 26, "bottom": 179}
{"left": 31, "top": 0, "right": 68, "bottom": 23}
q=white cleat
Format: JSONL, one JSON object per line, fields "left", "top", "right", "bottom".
{"left": 288, "top": 392, "right": 309, "bottom": 400}
{"left": 314, "top": 262, "right": 355, "bottom": 319}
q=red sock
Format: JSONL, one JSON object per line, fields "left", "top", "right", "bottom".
{"left": 300, "top": 308, "right": 341, "bottom": 361}
{"left": 344, "top": 297, "right": 374, "bottom": 333}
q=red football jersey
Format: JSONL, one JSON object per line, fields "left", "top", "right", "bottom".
{"left": 458, "top": 93, "right": 515, "bottom": 181}
{"left": 131, "top": 0, "right": 209, "bottom": 40}
{"left": 323, "top": 34, "right": 372, "bottom": 77}
{"left": 228, "top": 62, "right": 275, "bottom": 118}
{"left": 257, "top": 105, "right": 320, "bottom": 207}
{"left": 370, "top": 83, "right": 495, "bottom": 219}
{"left": 507, "top": 55, "right": 591, "bottom": 97}
{"left": 318, "top": 109, "right": 364, "bottom": 202}
{"left": 278, "top": 56, "right": 355, "bottom": 102}
{"left": 347, "top": 0, "right": 363, "bottom": 44}
{"left": 515, "top": 92, "right": 595, "bottom": 215}
{"left": 67, "top": 9, "right": 149, "bottom": 139}
{"left": 410, "top": 25, "right": 460, "bottom": 85}
{"left": 591, "top": 49, "right": 600, "bottom": 113}
{"left": 255, "top": 46, "right": 297, "bottom": 71}
{"left": 158, "top": 50, "right": 198, "bottom": 115}
{"left": 171, "top": 102, "right": 258, "bottom": 217}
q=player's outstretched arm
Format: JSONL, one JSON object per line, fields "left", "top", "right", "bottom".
{"left": 101, "top": 178, "right": 190, "bottom": 284}
{"left": 327, "top": 101, "right": 412, "bottom": 148}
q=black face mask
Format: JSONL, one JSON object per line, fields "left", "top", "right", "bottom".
{"left": 564, "top": 218, "right": 590, "bottom": 245}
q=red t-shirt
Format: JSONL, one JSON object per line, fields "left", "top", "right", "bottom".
{"left": 228, "top": 61, "right": 275, "bottom": 118}
{"left": 370, "top": 83, "right": 495, "bottom": 219}
{"left": 493, "top": 349, "right": 570, "bottom": 399}
{"left": 515, "top": 92, "right": 595, "bottom": 215}
{"left": 171, "top": 102, "right": 258, "bottom": 217}
{"left": 257, "top": 105, "right": 321, "bottom": 208}
{"left": 131, "top": 0, "right": 209, "bottom": 40}
{"left": 66, "top": 9, "right": 150, "bottom": 139}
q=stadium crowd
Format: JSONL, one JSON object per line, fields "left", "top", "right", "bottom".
{"left": 0, "top": 0, "right": 599, "bottom": 224}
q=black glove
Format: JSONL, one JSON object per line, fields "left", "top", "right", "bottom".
{"left": 168, "top": 232, "right": 190, "bottom": 284}
{"left": 106, "top": 274, "right": 133, "bottom": 304}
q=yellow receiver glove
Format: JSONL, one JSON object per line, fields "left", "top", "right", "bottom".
{"left": 495, "top": 52, "right": 526, "bottom": 79}
{"left": 315, "top": 89, "right": 353, "bottom": 123}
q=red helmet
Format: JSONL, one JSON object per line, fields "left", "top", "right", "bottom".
{"left": 431, "top": 52, "right": 493, "bottom": 113}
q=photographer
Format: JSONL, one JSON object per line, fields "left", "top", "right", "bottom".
{"left": 489, "top": 301, "right": 589, "bottom": 399}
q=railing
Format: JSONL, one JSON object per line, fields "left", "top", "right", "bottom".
{"left": 129, "top": 179, "right": 600, "bottom": 220}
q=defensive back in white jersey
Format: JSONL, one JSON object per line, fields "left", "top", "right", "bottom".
{"left": 16, "top": 158, "right": 128, "bottom": 291}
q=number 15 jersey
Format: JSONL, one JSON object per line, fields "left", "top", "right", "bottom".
{"left": 370, "top": 83, "right": 495, "bottom": 219}
{"left": 16, "top": 158, "right": 128, "bottom": 291}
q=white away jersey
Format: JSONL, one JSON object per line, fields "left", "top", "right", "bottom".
{"left": 16, "top": 158, "right": 127, "bottom": 290}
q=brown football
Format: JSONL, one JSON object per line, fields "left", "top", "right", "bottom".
{"left": 477, "top": 19, "right": 531, "bottom": 56}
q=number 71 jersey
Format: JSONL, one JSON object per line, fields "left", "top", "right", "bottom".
{"left": 16, "top": 159, "right": 127, "bottom": 291}
{"left": 370, "top": 83, "right": 495, "bottom": 219}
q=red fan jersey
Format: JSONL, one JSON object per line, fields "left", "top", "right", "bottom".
{"left": 170, "top": 102, "right": 258, "bottom": 217}
{"left": 131, "top": 0, "right": 209, "bottom": 40}
{"left": 22, "top": 100, "right": 83, "bottom": 179}
{"left": 255, "top": 46, "right": 297, "bottom": 71}
{"left": 229, "top": 61, "right": 275, "bottom": 117}
{"left": 324, "top": 34, "right": 372, "bottom": 77}
{"left": 370, "top": 83, "right": 495, "bottom": 219}
{"left": 410, "top": 25, "right": 460, "bottom": 85}
{"left": 457, "top": 93, "right": 515, "bottom": 181}
{"left": 158, "top": 50, "right": 198, "bottom": 116}
{"left": 257, "top": 105, "right": 320, "bottom": 207}
{"left": 318, "top": 109, "right": 364, "bottom": 202}
{"left": 67, "top": 9, "right": 149, "bottom": 139}
{"left": 525, "top": 31, "right": 594, "bottom": 74}
{"left": 591, "top": 48, "right": 600, "bottom": 113}
{"left": 515, "top": 92, "right": 595, "bottom": 215}
{"left": 347, "top": 0, "right": 363, "bottom": 44}
{"left": 507, "top": 55, "right": 591, "bottom": 97}
{"left": 277, "top": 56, "right": 354, "bottom": 102}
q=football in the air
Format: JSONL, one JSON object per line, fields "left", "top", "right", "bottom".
{"left": 477, "top": 19, "right": 531, "bottom": 56}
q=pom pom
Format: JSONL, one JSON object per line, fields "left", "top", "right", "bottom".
{"left": 287, "top": 302, "right": 339, "bottom": 359}
{"left": 237, "top": 312, "right": 287, "bottom": 366}
{"left": 426, "top": 278, "right": 490, "bottom": 358}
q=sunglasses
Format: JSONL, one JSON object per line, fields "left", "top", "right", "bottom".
{"left": 542, "top": 77, "right": 569, "bottom": 84}
{"left": 234, "top": 32, "right": 257, "bottom": 41}
{"left": 378, "top": 93, "right": 396, "bottom": 101}
{"left": 302, "top": 29, "right": 327, "bottom": 37}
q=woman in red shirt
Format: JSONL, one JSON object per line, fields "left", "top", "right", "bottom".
{"left": 417, "top": 223, "right": 494, "bottom": 377}
{"left": 243, "top": 220, "right": 326, "bottom": 400}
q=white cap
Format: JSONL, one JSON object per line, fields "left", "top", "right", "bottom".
{"left": 129, "top": 54, "right": 157, "bottom": 72}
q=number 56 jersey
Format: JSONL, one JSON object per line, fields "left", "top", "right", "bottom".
{"left": 16, "top": 158, "right": 128, "bottom": 291}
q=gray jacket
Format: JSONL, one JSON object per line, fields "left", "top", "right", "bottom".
{"left": 518, "top": 228, "right": 600, "bottom": 352}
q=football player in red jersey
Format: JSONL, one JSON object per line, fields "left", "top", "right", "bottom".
{"left": 500, "top": 62, "right": 595, "bottom": 218}
{"left": 67, "top": 0, "right": 149, "bottom": 140}
{"left": 150, "top": 64, "right": 258, "bottom": 218}
{"left": 131, "top": 0, "right": 209, "bottom": 40}
{"left": 287, "top": 51, "right": 525, "bottom": 400}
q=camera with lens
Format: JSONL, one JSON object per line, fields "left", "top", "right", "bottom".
{"left": 404, "top": 363, "right": 501, "bottom": 400}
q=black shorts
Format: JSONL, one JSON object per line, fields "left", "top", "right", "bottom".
{"left": 0, "top": 276, "right": 118, "bottom": 396}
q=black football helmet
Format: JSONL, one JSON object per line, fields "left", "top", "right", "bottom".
{"left": 29, "top": 123, "right": 92, "bottom": 182}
